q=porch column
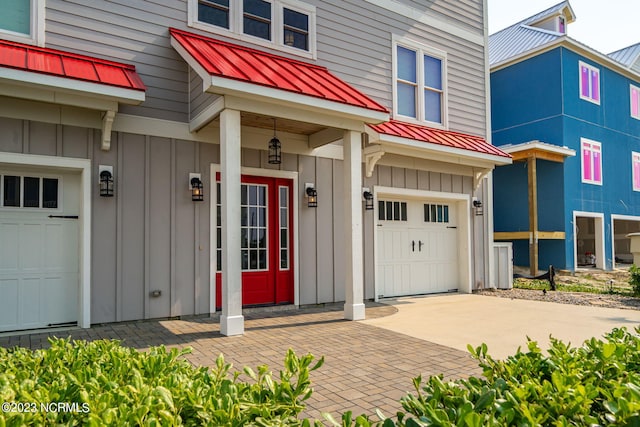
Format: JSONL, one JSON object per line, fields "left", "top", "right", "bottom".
{"left": 220, "top": 108, "right": 244, "bottom": 336}
{"left": 343, "top": 130, "right": 365, "bottom": 320}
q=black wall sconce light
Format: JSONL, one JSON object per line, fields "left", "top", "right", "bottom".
{"left": 268, "top": 118, "right": 281, "bottom": 165}
{"left": 305, "top": 183, "right": 317, "bottom": 208}
{"left": 473, "top": 198, "right": 483, "bottom": 216}
{"left": 189, "top": 173, "right": 204, "bottom": 202}
{"left": 99, "top": 165, "right": 114, "bottom": 197}
{"left": 362, "top": 188, "right": 374, "bottom": 210}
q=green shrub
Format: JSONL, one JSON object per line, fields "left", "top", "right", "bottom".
{"left": 357, "top": 327, "right": 640, "bottom": 426}
{"left": 0, "top": 338, "right": 324, "bottom": 426}
{"left": 630, "top": 265, "right": 640, "bottom": 296}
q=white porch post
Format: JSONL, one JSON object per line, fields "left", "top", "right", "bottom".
{"left": 343, "top": 130, "right": 366, "bottom": 320}
{"left": 220, "top": 108, "right": 244, "bottom": 336}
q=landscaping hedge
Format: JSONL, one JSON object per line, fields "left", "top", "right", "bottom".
{"left": 1, "top": 327, "right": 640, "bottom": 426}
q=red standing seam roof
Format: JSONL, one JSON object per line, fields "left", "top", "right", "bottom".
{"left": 0, "top": 39, "right": 146, "bottom": 92}
{"left": 169, "top": 28, "right": 388, "bottom": 114}
{"left": 369, "top": 120, "right": 511, "bottom": 158}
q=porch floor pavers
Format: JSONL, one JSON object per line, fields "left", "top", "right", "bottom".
{"left": 0, "top": 303, "right": 480, "bottom": 421}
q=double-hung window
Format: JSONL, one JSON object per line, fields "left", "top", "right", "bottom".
{"left": 581, "top": 138, "right": 602, "bottom": 185}
{"left": 633, "top": 152, "right": 640, "bottom": 192}
{"left": 579, "top": 61, "right": 600, "bottom": 104}
{"left": 631, "top": 85, "right": 640, "bottom": 120}
{"left": 0, "top": 0, "right": 44, "bottom": 46}
{"left": 191, "top": 0, "right": 315, "bottom": 58}
{"left": 394, "top": 38, "right": 447, "bottom": 126}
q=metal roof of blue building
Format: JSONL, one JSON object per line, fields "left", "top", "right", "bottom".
{"left": 489, "top": 1, "right": 574, "bottom": 66}
{"left": 608, "top": 43, "right": 640, "bottom": 68}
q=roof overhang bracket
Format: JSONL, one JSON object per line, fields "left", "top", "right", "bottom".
{"left": 473, "top": 167, "right": 493, "bottom": 190}
{"left": 364, "top": 145, "right": 386, "bottom": 178}
{"left": 101, "top": 110, "right": 116, "bottom": 151}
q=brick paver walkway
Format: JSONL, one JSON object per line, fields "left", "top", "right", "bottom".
{"left": 0, "top": 303, "right": 480, "bottom": 421}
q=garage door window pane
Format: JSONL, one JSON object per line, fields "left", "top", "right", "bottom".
{"left": 3, "top": 176, "right": 20, "bottom": 207}
{"left": 24, "top": 177, "right": 39, "bottom": 207}
{"left": 379, "top": 200, "right": 408, "bottom": 221}
{"left": 42, "top": 178, "right": 58, "bottom": 209}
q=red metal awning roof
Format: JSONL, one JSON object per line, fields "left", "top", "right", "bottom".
{"left": 169, "top": 28, "right": 388, "bottom": 114}
{"left": 369, "top": 120, "right": 511, "bottom": 159}
{"left": 0, "top": 39, "right": 146, "bottom": 92}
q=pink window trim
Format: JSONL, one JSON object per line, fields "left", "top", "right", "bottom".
{"left": 632, "top": 87, "right": 639, "bottom": 118}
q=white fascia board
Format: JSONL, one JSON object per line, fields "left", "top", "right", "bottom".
{"left": 499, "top": 140, "right": 576, "bottom": 157}
{"left": 209, "top": 76, "right": 389, "bottom": 124}
{"left": 0, "top": 67, "right": 145, "bottom": 105}
{"left": 363, "top": 0, "right": 484, "bottom": 46}
{"left": 373, "top": 133, "right": 512, "bottom": 167}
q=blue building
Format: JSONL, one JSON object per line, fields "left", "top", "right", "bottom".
{"left": 490, "top": 1, "right": 640, "bottom": 272}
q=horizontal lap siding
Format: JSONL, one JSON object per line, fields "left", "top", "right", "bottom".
{"left": 45, "top": 0, "right": 189, "bottom": 122}
{"left": 315, "top": 0, "right": 487, "bottom": 137}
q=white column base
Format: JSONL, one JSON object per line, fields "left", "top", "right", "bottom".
{"left": 344, "top": 303, "right": 366, "bottom": 321}
{"left": 220, "top": 315, "right": 245, "bottom": 336}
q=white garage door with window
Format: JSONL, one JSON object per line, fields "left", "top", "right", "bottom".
{"left": 0, "top": 171, "right": 79, "bottom": 332}
{"left": 377, "top": 196, "right": 461, "bottom": 298}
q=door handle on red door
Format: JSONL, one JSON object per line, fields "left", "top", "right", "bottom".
{"left": 418, "top": 241, "right": 424, "bottom": 251}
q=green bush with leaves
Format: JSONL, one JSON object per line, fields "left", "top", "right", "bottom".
{"left": 630, "top": 264, "right": 640, "bottom": 296}
{"left": 0, "top": 338, "right": 324, "bottom": 426}
{"left": 354, "top": 327, "right": 640, "bottom": 426}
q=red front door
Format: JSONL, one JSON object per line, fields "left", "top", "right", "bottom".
{"left": 215, "top": 175, "right": 294, "bottom": 308}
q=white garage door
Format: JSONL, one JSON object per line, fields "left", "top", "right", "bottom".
{"left": 377, "top": 198, "right": 459, "bottom": 298}
{"left": 0, "top": 172, "right": 79, "bottom": 332}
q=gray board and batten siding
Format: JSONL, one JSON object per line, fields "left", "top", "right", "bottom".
{"left": 44, "top": 0, "right": 487, "bottom": 137}
{"left": 0, "top": 117, "right": 483, "bottom": 322}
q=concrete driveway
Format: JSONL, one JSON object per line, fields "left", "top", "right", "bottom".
{"left": 362, "top": 294, "right": 640, "bottom": 359}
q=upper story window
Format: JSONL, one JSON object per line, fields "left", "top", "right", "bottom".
{"left": 581, "top": 138, "right": 602, "bottom": 185}
{"left": 558, "top": 16, "right": 566, "bottom": 34}
{"left": 393, "top": 37, "right": 447, "bottom": 127}
{"left": 579, "top": 61, "right": 600, "bottom": 105}
{"left": 190, "top": 0, "right": 315, "bottom": 59}
{"left": 631, "top": 85, "right": 640, "bottom": 120}
{"left": 633, "top": 152, "right": 640, "bottom": 192}
{"left": 0, "top": 0, "right": 45, "bottom": 46}
{"left": 631, "top": 152, "right": 640, "bottom": 191}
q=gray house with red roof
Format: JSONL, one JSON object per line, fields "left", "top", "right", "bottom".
{"left": 0, "top": 0, "right": 509, "bottom": 334}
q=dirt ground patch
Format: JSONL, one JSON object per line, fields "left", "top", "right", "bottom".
{"left": 476, "top": 268, "right": 640, "bottom": 311}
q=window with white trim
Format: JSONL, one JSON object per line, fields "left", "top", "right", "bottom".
{"left": 190, "top": 0, "right": 315, "bottom": 58}
{"left": 581, "top": 138, "right": 602, "bottom": 185}
{"left": 633, "top": 152, "right": 640, "bottom": 192}
{"left": 631, "top": 85, "right": 640, "bottom": 120}
{"left": 393, "top": 37, "right": 447, "bottom": 126}
{"left": 0, "top": 0, "right": 44, "bottom": 46}
{"left": 579, "top": 61, "right": 600, "bottom": 104}
{"left": 279, "top": 186, "right": 289, "bottom": 270}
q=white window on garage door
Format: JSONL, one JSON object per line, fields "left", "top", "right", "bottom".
{"left": 377, "top": 198, "right": 459, "bottom": 298}
{"left": 0, "top": 172, "right": 79, "bottom": 332}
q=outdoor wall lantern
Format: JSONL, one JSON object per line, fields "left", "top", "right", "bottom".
{"left": 268, "top": 118, "right": 282, "bottom": 165}
{"left": 99, "top": 165, "right": 114, "bottom": 197}
{"left": 189, "top": 173, "right": 204, "bottom": 202}
{"left": 305, "top": 183, "right": 317, "bottom": 208}
{"left": 362, "top": 188, "right": 374, "bottom": 210}
{"left": 473, "top": 198, "right": 483, "bottom": 216}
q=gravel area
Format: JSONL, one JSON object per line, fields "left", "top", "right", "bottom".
{"left": 475, "top": 287, "right": 640, "bottom": 311}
